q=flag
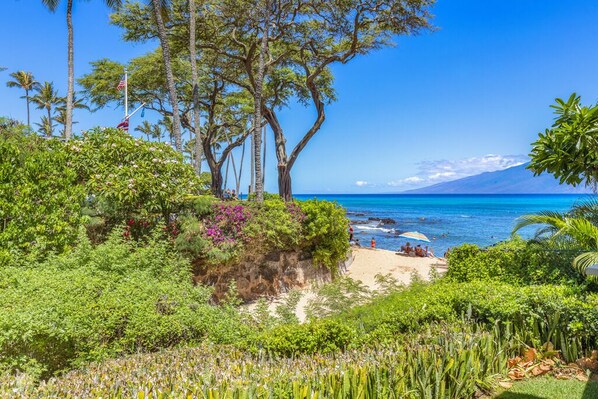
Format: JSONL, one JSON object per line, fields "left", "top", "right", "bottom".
{"left": 116, "top": 79, "right": 125, "bottom": 91}
{"left": 140, "top": 107, "right": 145, "bottom": 118}
{"left": 116, "top": 119, "right": 129, "bottom": 131}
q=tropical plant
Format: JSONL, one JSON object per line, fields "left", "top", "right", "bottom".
{"left": 69, "top": 127, "right": 201, "bottom": 223}
{"left": 189, "top": 0, "right": 203, "bottom": 174}
{"left": 30, "top": 81, "right": 60, "bottom": 136}
{"left": 148, "top": 0, "right": 183, "bottom": 151}
{"left": 513, "top": 201, "right": 598, "bottom": 277}
{"left": 54, "top": 94, "right": 89, "bottom": 136}
{"left": 134, "top": 120, "right": 163, "bottom": 141}
{"left": 0, "top": 124, "right": 84, "bottom": 253}
{"left": 41, "top": 0, "right": 123, "bottom": 139}
{"left": 5, "top": 70, "right": 40, "bottom": 128}
{"left": 529, "top": 93, "right": 598, "bottom": 189}
{"left": 34, "top": 115, "right": 55, "bottom": 137}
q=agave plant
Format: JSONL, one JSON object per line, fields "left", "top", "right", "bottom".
{"left": 513, "top": 198, "right": 598, "bottom": 274}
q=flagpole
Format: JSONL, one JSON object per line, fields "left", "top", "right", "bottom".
{"left": 124, "top": 68, "right": 128, "bottom": 118}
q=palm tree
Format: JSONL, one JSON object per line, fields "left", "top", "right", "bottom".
{"left": 513, "top": 199, "right": 598, "bottom": 275}
{"left": 41, "top": 0, "right": 122, "bottom": 139}
{"left": 55, "top": 94, "right": 88, "bottom": 136}
{"left": 35, "top": 115, "right": 55, "bottom": 137}
{"left": 31, "top": 82, "right": 61, "bottom": 137}
{"left": 251, "top": 0, "right": 270, "bottom": 202}
{"left": 135, "top": 120, "right": 163, "bottom": 141}
{"left": 149, "top": 0, "right": 183, "bottom": 152}
{"left": 189, "top": 0, "right": 203, "bottom": 174}
{"left": 6, "top": 71, "right": 40, "bottom": 128}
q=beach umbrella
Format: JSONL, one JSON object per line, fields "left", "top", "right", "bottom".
{"left": 398, "top": 231, "right": 431, "bottom": 243}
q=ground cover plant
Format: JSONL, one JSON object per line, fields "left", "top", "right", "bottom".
{"left": 1, "top": 323, "right": 518, "bottom": 399}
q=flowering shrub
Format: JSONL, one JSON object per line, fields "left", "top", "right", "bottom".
{"left": 204, "top": 203, "right": 250, "bottom": 246}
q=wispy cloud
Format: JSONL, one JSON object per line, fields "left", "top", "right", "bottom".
{"left": 388, "top": 154, "right": 527, "bottom": 188}
{"left": 355, "top": 180, "right": 371, "bottom": 187}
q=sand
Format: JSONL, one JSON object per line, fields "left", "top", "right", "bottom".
{"left": 245, "top": 247, "right": 447, "bottom": 322}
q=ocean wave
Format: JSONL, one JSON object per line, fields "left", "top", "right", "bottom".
{"left": 354, "top": 225, "right": 395, "bottom": 234}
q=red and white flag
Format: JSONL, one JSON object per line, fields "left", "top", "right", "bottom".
{"left": 116, "top": 79, "right": 126, "bottom": 90}
{"left": 116, "top": 119, "right": 129, "bottom": 131}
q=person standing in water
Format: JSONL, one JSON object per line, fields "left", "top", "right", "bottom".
{"left": 371, "top": 237, "right": 376, "bottom": 249}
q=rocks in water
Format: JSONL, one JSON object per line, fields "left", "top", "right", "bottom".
{"left": 350, "top": 220, "right": 370, "bottom": 225}
{"left": 347, "top": 212, "right": 366, "bottom": 216}
{"left": 368, "top": 217, "right": 396, "bottom": 225}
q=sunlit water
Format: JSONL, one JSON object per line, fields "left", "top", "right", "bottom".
{"left": 294, "top": 194, "right": 593, "bottom": 255}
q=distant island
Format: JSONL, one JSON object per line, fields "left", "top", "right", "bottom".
{"left": 403, "top": 163, "right": 594, "bottom": 194}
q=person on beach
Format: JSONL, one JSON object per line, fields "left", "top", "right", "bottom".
{"left": 371, "top": 238, "right": 376, "bottom": 249}
{"left": 444, "top": 247, "right": 451, "bottom": 258}
{"left": 415, "top": 245, "right": 425, "bottom": 257}
{"left": 349, "top": 225, "right": 354, "bottom": 242}
{"left": 425, "top": 246, "right": 435, "bottom": 257}
{"left": 400, "top": 242, "right": 412, "bottom": 254}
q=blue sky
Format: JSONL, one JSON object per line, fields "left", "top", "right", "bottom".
{"left": 2, "top": 0, "right": 598, "bottom": 194}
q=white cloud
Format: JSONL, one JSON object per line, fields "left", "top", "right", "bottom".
{"left": 355, "top": 180, "right": 370, "bottom": 187}
{"left": 387, "top": 154, "right": 527, "bottom": 189}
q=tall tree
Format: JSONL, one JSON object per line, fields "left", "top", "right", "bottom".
{"left": 251, "top": 0, "right": 270, "bottom": 202}
{"left": 31, "top": 82, "right": 61, "bottom": 137}
{"left": 6, "top": 71, "right": 40, "bottom": 128}
{"left": 35, "top": 115, "right": 55, "bottom": 137}
{"left": 41, "top": 0, "right": 123, "bottom": 139}
{"left": 149, "top": 0, "right": 183, "bottom": 151}
{"left": 189, "top": 0, "right": 203, "bottom": 174}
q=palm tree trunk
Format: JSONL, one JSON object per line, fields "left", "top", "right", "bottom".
{"left": 47, "top": 106, "right": 53, "bottom": 137}
{"left": 252, "top": 0, "right": 270, "bottom": 202}
{"left": 65, "top": 0, "right": 74, "bottom": 139}
{"left": 151, "top": 0, "right": 183, "bottom": 152}
{"left": 25, "top": 88, "right": 30, "bottom": 129}
{"left": 189, "top": 0, "right": 203, "bottom": 175}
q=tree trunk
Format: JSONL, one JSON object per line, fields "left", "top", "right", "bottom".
{"left": 278, "top": 164, "right": 292, "bottom": 202}
{"left": 47, "top": 106, "right": 53, "bottom": 137}
{"left": 252, "top": 0, "right": 270, "bottom": 202}
{"left": 152, "top": 0, "right": 183, "bottom": 152}
{"left": 65, "top": 0, "right": 74, "bottom": 139}
{"left": 189, "top": 0, "right": 203, "bottom": 174}
{"left": 25, "top": 89, "right": 30, "bottom": 129}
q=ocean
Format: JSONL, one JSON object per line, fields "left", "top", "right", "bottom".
{"left": 293, "top": 194, "right": 593, "bottom": 255}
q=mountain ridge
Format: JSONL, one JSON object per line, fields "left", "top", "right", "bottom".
{"left": 402, "top": 163, "right": 594, "bottom": 194}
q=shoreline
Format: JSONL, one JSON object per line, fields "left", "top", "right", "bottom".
{"left": 246, "top": 247, "right": 447, "bottom": 322}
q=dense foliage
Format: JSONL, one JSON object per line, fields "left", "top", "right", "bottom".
{"left": 529, "top": 93, "right": 598, "bottom": 188}
{"left": 445, "top": 239, "right": 586, "bottom": 286}
{"left": 2, "top": 323, "right": 515, "bottom": 399}
{"left": 70, "top": 127, "right": 202, "bottom": 224}
{"left": 0, "top": 232, "right": 247, "bottom": 379}
{"left": 0, "top": 123, "right": 84, "bottom": 254}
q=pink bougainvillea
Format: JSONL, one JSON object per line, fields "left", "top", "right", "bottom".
{"left": 204, "top": 203, "right": 250, "bottom": 245}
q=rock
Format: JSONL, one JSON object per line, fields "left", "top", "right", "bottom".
{"left": 350, "top": 220, "right": 369, "bottom": 225}
{"left": 368, "top": 217, "right": 396, "bottom": 225}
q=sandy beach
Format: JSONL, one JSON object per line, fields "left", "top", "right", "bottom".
{"left": 246, "top": 247, "right": 447, "bottom": 322}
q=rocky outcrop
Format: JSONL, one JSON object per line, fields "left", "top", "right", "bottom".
{"left": 368, "top": 217, "right": 396, "bottom": 225}
{"left": 193, "top": 251, "right": 334, "bottom": 302}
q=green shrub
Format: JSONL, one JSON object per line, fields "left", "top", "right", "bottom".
{"left": 299, "top": 199, "right": 349, "bottom": 271}
{"left": 446, "top": 238, "right": 585, "bottom": 286}
{"left": 0, "top": 125, "right": 84, "bottom": 253}
{"left": 250, "top": 319, "right": 355, "bottom": 356}
{"left": 244, "top": 199, "right": 304, "bottom": 251}
{"left": 341, "top": 279, "right": 598, "bottom": 361}
{"left": 70, "top": 127, "right": 201, "bottom": 224}
{"left": 0, "top": 232, "right": 247, "bottom": 379}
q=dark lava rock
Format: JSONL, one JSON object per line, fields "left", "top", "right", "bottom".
{"left": 368, "top": 217, "right": 396, "bottom": 225}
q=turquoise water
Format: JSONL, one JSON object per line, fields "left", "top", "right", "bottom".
{"left": 294, "top": 194, "right": 593, "bottom": 254}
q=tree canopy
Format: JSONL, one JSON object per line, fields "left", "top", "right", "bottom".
{"left": 528, "top": 93, "right": 598, "bottom": 190}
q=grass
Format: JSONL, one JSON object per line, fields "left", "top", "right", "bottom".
{"left": 494, "top": 377, "right": 598, "bottom": 399}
